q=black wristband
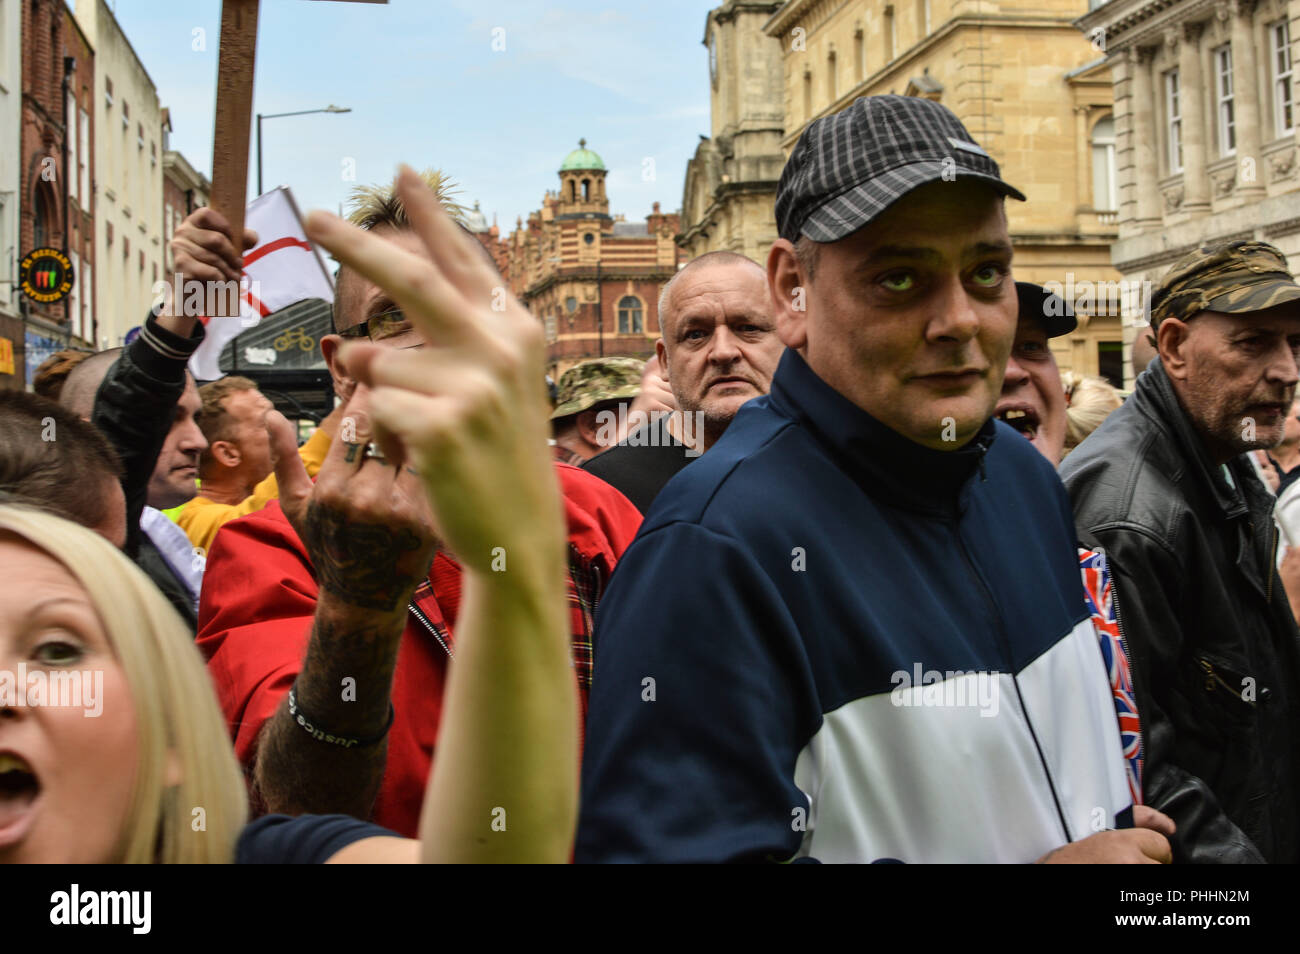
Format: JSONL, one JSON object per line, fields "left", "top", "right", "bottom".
{"left": 287, "top": 684, "right": 394, "bottom": 749}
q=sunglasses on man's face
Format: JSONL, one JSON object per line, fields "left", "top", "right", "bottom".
{"left": 338, "top": 307, "right": 423, "bottom": 348}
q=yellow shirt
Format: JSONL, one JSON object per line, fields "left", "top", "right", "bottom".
{"left": 178, "top": 427, "right": 331, "bottom": 552}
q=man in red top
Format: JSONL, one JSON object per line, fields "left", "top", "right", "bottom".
{"left": 197, "top": 170, "right": 642, "bottom": 837}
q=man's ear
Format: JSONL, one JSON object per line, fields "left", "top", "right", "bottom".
{"left": 768, "top": 239, "right": 809, "bottom": 351}
{"left": 320, "top": 334, "right": 355, "bottom": 397}
{"left": 575, "top": 408, "right": 606, "bottom": 448}
{"left": 1156, "top": 318, "right": 1191, "bottom": 382}
{"left": 210, "top": 440, "right": 241, "bottom": 469}
{"left": 655, "top": 338, "right": 669, "bottom": 380}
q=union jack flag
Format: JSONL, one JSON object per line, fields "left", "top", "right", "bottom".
{"left": 1079, "top": 548, "right": 1143, "bottom": 805}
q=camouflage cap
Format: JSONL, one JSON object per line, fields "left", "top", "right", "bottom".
{"left": 549, "top": 357, "right": 645, "bottom": 420}
{"left": 1149, "top": 239, "right": 1300, "bottom": 330}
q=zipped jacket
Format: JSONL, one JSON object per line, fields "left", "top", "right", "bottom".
{"left": 1061, "top": 357, "right": 1300, "bottom": 863}
{"left": 576, "top": 349, "right": 1132, "bottom": 863}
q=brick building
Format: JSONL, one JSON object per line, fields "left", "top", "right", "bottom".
{"left": 508, "top": 141, "right": 684, "bottom": 376}
{"left": 16, "top": 0, "right": 96, "bottom": 387}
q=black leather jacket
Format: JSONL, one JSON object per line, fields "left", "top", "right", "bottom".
{"left": 1061, "top": 358, "right": 1300, "bottom": 863}
{"left": 92, "top": 313, "right": 204, "bottom": 633}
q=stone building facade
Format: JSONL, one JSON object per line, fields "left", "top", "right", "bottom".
{"left": 678, "top": 1, "right": 788, "bottom": 266}
{"left": 1, "top": 0, "right": 23, "bottom": 387}
{"left": 507, "top": 142, "right": 683, "bottom": 377}
{"left": 73, "top": 0, "right": 164, "bottom": 350}
{"left": 756, "top": 0, "right": 1126, "bottom": 384}
{"left": 1077, "top": 0, "right": 1300, "bottom": 383}
{"left": 161, "top": 119, "right": 210, "bottom": 280}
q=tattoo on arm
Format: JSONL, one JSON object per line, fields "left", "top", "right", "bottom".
{"left": 254, "top": 600, "right": 407, "bottom": 819}
{"left": 303, "top": 503, "right": 425, "bottom": 611}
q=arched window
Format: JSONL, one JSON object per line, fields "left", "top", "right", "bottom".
{"left": 1091, "top": 115, "right": 1117, "bottom": 211}
{"left": 568, "top": 179, "right": 576, "bottom": 202}
{"left": 33, "top": 182, "right": 54, "bottom": 249}
{"left": 582, "top": 179, "right": 591, "bottom": 201}
{"left": 618, "top": 296, "right": 643, "bottom": 335}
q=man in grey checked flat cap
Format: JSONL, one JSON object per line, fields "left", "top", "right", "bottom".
{"left": 576, "top": 96, "right": 1173, "bottom": 863}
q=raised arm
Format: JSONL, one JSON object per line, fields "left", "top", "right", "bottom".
{"left": 306, "top": 167, "right": 576, "bottom": 863}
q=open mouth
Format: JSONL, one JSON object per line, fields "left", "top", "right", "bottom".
{"left": 997, "top": 405, "right": 1041, "bottom": 442}
{"left": 0, "top": 752, "right": 40, "bottom": 841}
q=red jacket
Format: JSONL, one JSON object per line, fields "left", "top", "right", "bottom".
{"left": 197, "top": 463, "right": 642, "bottom": 837}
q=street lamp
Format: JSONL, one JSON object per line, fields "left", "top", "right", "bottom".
{"left": 256, "top": 104, "right": 351, "bottom": 196}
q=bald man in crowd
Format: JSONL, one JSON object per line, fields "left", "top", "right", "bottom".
{"left": 582, "top": 251, "right": 784, "bottom": 512}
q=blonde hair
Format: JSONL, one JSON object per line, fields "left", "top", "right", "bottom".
{"left": 0, "top": 504, "right": 247, "bottom": 863}
{"left": 344, "top": 168, "right": 465, "bottom": 232}
{"left": 1062, "top": 373, "right": 1122, "bottom": 456}
{"left": 334, "top": 168, "right": 466, "bottom": 332}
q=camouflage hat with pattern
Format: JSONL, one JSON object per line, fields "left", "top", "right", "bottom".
{"left": 1149, "top": 239, "right": 1300, "bottom": 330}
{"left": 549, "top": 357, "right": 645, "bottom": 420}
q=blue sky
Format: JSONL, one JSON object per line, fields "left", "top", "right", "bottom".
{"left": 110, "top": 0, "right": 719, "bottom": 231}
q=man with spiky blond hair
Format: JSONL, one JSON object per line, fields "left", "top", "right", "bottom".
{"left": 195, "top": 168, "right": 643, "bottom": 837}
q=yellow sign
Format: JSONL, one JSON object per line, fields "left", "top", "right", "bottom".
{"left": 0, "top": 337, "right": 12, "bottom": 376}
{"left": 274, "top": 326, "right": 315, "bottom": 352}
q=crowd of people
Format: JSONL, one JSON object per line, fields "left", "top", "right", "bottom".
{"left": 2, "top": 93, "right": 1299, "bottom": 863}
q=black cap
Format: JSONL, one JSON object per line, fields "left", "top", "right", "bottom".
{"left": 775, "top": 95, "right": 1026, "bottom": 243}
{"left": 1015, "top": 281, "right": 1076, "bottom": 338}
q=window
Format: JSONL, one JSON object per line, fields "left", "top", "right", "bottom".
{"left": 1165, "top": 69, "right": 1183, "bottom": 173}
{"left": 1098, "top": 341, "right": 1123, "bottom": 389}
{"left": 828, "top": 49, "right": 837, "bottom": 101}
{"left": 122, "top": 99, "right": 129, "bottom": 130}
{"left": 855, "top": 25, "right": 866, "bottom": 81}
{"left": 138, "top": 122, "right": 144, "bottom": 149}
{"left": 105, "top": 76, "right": 113, "bottom": 106}
{"left": 81, "top": 261, "right": 92, "bottom": 342}
{"left": 1274, "top": 20, "right": 1294, "bottom": 136}
{"left": 66, "top": 90, "right": 78, "bottom": 203}
{"left": 568, "top": 180, "right": 576, "bottom": 202}
{"left": 885, "top": 6, "right": 896, "bottom": 61}
{"left": 33, "top": 186, "right": 51, "bottom": 249}
{"left": 617, "top": 296, "right": 643, "bottom": 335}
{"left": 1091, "top": 115, "right": 1117, "bottom": 210}
{"left": 565, "top": 296, "right": 577, "bottom": 313}
{"left": 582, "top": 179, "right": 590, "bottom": 201}
{"left": 1215, "top": 45, "right": 1235, "bottom": 156}
{"left": 68, "top": 249, "right": 80, "bottom": 330}
{"left": 123, "top": 236, "right": 130, "bottom": 260}
{"left": 583, "top": 232, "right": 594, "bottom": 245}
{"left": 79, "top": 107, "right": 89, "bottom": 202}
{"left": 106, "top": 221, "right": 113, "bottom": 246}
{"left": 918, "top": 0, "right": 931, "bottom": 36}
{"left": 803, "top": 67, "right": 813, "bottom": 119}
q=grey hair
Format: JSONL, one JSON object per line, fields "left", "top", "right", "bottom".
{"left": 657, "top": 250, "right": 765, "bottom": 338}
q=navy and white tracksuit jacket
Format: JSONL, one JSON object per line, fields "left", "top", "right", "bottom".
{"left": 575, "top": 349, "right": 1132, "bottom": 862}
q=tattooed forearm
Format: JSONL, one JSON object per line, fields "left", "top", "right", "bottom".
{"left": 303, "top": 502, "right": 426, "bottom": 611}
{"left": 254, "top": 597, "right": 406, "bottom": 819}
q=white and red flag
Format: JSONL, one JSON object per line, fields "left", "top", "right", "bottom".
{"left": 188, "top": 187, "right": 334, "bottom": 381}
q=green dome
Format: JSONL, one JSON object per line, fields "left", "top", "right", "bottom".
{"left": 560, "top": 138, "right": 605, "bottom": 171}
